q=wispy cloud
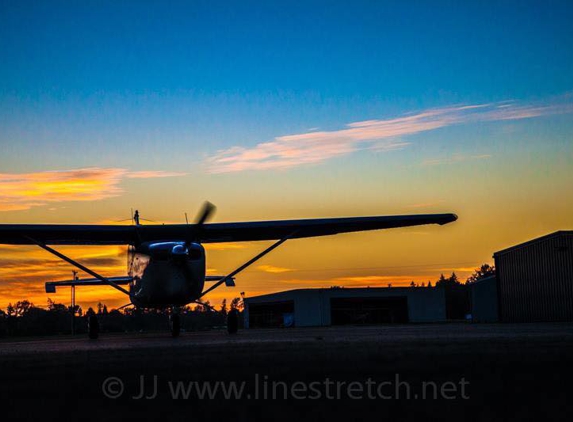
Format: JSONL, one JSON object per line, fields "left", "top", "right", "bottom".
{"left": 125, "top": 171, "right": 188, "bottom": 179}
{"left": 206, "top": 98, "right": 573, "bottom": 173}
{"left": 0, "top": 168, "right": 187, "bottom": 212}
{"left": 0, "top": 245, "right": 127, "bottom": 309}
{"left": 258, "top": 265, "right": 294, "bottom": 273}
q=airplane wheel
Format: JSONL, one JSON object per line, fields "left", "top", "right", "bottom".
{"left": 88, "top": 315, "right": 99, "bottom": 340}
{"left": 227, "top": 309, "right": 239, "bottom": 334}
{"left": 170, "top": 314, "right": 180, "bottom": 338}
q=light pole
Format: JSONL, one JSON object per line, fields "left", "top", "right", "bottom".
{"left": 71, "top": 270, "right": 78, "bottom": 335}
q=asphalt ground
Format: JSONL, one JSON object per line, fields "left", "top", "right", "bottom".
{"left": 1, "top": 323, "right": 572, "bottom": 421}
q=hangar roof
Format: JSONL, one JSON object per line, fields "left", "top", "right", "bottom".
{"left": 244, "top": 286, "right": 439, "bottom": 303}
{"left": 494, "top": 231, "right": 573, "bottom": 257}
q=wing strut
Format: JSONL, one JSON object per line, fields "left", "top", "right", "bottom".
{"left": 199, "top": 231, "right": 296, "bottom": 298}
{"left": 25, "top": 237, "right": 130, "bottom": 296}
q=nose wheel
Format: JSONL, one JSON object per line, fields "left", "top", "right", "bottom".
{"left": 169, "top": 313, "right": 180, "bottom": 337}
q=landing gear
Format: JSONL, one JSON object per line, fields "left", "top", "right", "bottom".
{"left": 227, "top": 309, "right": 239, "bottom": 334}
{"left": 169, "top": 313, "right": 180, "bottom": 338}
{"left": 88, "top": 315, "right": 99, "bottom": 339}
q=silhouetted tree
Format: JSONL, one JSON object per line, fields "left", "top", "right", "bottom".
{"left": 230, "top": 297, "right": 243, "bottom": 311}
{"left": 1, "top": 297, "right": 231, "bottom": 337}
{"left": 69, "top": 305, "right": 82, "bottom": 317}
{"left": 47, "top": 299, "right": 68, "bottom": 313}
{"left": 466, "top": 264, "right": 496, "bottom": 284}
{"left": 196, "top": 301, "right": 211, "bottom": 313}
{"left": 85, "top": 307, "right": 96, "bottom": 317}
{"left": 14, "top": 300, "right": 34, "bottom": 317}
{"left": 436, "top": 273, "right": 462, "bottom": 288}
{"left": 436, "top": 273, "right": 448, "bottom": 287}
{"left": 220, "top": 299, "right": 228, "bottom": 316}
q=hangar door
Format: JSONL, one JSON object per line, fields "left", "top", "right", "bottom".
{"left": 330, "top": 297, "right": 409, "bottom": 325}
{"left": 248, "top": 301, "right": 295, "bottom": 328}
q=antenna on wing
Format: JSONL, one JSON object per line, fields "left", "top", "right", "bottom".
{"left": 129, "top": 209, "right": 158, "bottom": 225}
{"left": 114, "top": 209, "right": 136, "bottom": 225}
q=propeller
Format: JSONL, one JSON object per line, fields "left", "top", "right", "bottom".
{"left": 194, "top": 201, "right": 216, "bottom": 226}
{"left": 184, "top": 201, "right": 216, "bottom": 245}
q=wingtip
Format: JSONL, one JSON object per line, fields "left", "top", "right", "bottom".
{"left": 439, "top": 213, "right": 458, "bottom": 225}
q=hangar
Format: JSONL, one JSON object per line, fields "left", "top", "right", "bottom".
{"left": 243, "top": 287, "right": 446, "bottom": 328}
{"left": 494, "top": 231, "right": 573, "bottom": 322}
{"left": 469, "top": 275, "right": 499, "bottom": 323}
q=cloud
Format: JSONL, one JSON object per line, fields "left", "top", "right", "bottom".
{"left": 0, "top": 168, "right": 187, "bottom": 212}
{"left": 0, "top": 245, "right": 127, "bottom": 309}
{"left": 125, "top": 171, "right": 188, "bottom": 179}
{"left": 206, "top": 98, "right": 573, "bottom": 173}
{"left": 257, "top": 265, "right": 294, "bottom": 273}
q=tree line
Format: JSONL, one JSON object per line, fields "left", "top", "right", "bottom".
{"left": 0, "top": 297, "right": 244, "bottom": 338}
{"left": 0, "top": 264, "right": 494, "bottom": 337}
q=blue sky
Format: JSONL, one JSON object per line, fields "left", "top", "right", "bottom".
{"left": 2, "top": 0, "right": 573, "bottom": 174}
{"left": 2, "top": 0, "right": 572, "bottom": 98}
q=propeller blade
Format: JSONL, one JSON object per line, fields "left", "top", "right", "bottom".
{"left": 194, "top": 201, "right": 216, "bottom": 226}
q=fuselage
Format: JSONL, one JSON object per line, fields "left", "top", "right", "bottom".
{"left": 128, "top": 241, "right": 206, "bottom": 308}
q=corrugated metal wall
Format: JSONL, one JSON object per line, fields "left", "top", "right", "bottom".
{"left": 495, "top": 232, "right": 573, "bottom": 322}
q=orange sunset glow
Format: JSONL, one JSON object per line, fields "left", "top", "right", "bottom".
{"left": 1, "top": 147, "right": 573, "bottom": 312}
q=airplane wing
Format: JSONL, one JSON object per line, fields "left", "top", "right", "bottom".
{"left": 194, "top": 213, "right": 458, "bottom": 243}
{"left": 0, "top": 213, "right": 457, "bottom": 245}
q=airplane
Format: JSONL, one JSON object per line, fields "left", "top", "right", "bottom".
{"left": 0, "top": 203, "right": 457, "bottom": 338}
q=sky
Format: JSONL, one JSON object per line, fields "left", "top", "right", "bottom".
{"left": 1, "top": 0, "right": 572, "bottom": 311}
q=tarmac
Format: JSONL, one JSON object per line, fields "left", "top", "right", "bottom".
{"left": 2, "top": 322, "right": 572, "bottom": 354}
{"left": 2, "top": 323, "right": 573, "bottom": 421}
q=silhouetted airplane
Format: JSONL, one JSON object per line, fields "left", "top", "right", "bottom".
{"left": 0, "top": 203, "right": 457, "bottom": 338}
